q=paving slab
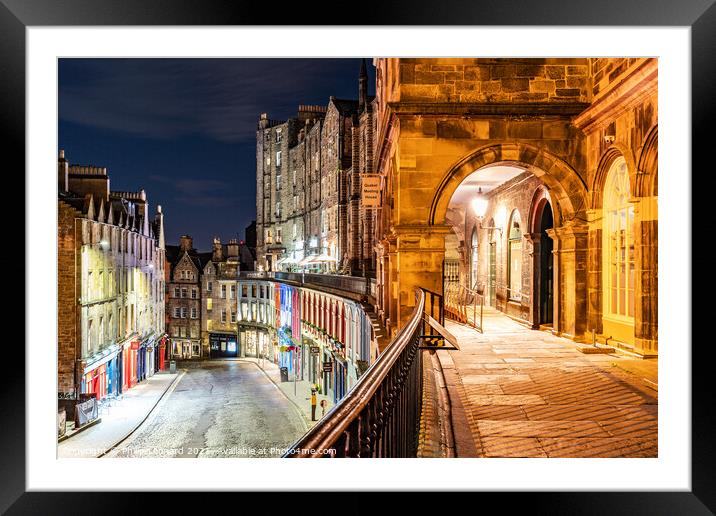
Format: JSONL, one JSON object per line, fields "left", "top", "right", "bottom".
{"left": 435, "top": 307, "right": 657, "bottom": 458}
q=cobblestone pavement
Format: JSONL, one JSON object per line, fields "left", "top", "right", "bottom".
{"left": 441, "top": 308, "right": 658, "bottom": 458}
{"left": 104, "top": 360, "right": 307, "bottom": 458}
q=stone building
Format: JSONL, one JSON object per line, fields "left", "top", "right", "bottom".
{"left": 201, "top": 237, "right": 241, "bottom": 357}
{"left": 57, "top": 150, "right": 166, "bottom": 399}
{"left": 255, "top": 61, "right": 377, "bottom": 276}
{"left": 165, "top": 235, "right": 210, "bottom": 359}
{"left": 371, "top": 58, "right": 658, "bottom": 357}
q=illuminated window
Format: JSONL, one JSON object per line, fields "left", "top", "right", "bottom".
{"left": 206, "top": 298, "right": 213, "bottom": 311}
{"left": 508, "top": 211, "right": 522, "bottom": 301}
{"left": 470, "top": 227, "right": 479, "bottom": 290}
{"left": 603, "top": 157, "right": 635, "bottom": 319}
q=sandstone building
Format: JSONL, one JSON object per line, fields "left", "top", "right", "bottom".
{"left": 370, "top": 58, "right": 658, "bottom": 357}
{"left": 57, "top": 150, "right": 167, "bottom": 398}
{"left": 255, "top": 60, "right": 377, "bottom": 276}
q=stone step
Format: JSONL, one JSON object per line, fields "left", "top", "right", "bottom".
{"left": 576, "top": 344, "right": 615, "bottom": 354}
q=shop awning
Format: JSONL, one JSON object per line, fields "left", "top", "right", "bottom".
{"left": 313, "top": 254, "right": 338, "bottom": 262}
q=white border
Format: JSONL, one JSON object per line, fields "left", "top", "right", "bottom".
{"left": 28, "top": 27, "right": 690, "bottom": 491}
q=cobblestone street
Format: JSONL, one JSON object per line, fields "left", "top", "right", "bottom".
{"left": 435, "top": 308, "right": 658, "bottom": 458}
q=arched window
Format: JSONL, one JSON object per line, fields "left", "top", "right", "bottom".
{"left": 508, "top": 210, "right": 522, "bottom": 301}
{"left": 470, "top": 227, "right": 479, "bottom": 290}
{"left": 603, "top": 157, "right": 635, "bottom": 319}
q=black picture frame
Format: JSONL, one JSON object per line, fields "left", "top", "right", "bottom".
{"left": 4, "top": 0, "right": 710, "bottom": 513}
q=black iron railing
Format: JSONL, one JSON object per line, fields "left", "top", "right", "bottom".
{"left": 283, "top": 288, "right": 427, "bottom": 458}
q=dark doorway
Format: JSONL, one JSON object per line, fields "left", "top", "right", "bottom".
{"left": 538, "top": 202, "right": 554, "bottom": 325}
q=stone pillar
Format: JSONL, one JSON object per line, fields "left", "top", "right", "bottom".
{"left": 586, "top": 209, "right": 603, "bottom": 337}
{"left": 525, "top": 232, "right": 541, "bottom": 329}
{"left": 634, "top": 195, "right": 658, "bottom": 356}
{"left": 393, "top": 225, "right": 450, "bottom": 329}
{"left": 546, "top": 222, "right": 588, "bottom": 341}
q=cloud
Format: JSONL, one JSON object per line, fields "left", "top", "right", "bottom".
{"left": 59, "top": 58, "right": 366, "bottom": 144}
{"left": 148, "top": 174, "right": 233, "bottom": 207}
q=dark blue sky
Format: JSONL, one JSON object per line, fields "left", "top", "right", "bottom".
{"left": 59, "top": 58, "right": 375, "bottom": 250}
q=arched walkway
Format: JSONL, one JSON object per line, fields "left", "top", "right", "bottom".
{"left": 432, "top": 142, "right": 590, "bottom": 340}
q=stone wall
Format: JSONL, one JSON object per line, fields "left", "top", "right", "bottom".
{"left": 397, "top": 58, "right": 590, "bottom": 104}
{"left": 58, "top": 201, "right": 80, "bottom": 393}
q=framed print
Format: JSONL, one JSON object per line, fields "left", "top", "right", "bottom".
{"left": 4, "top": 0, "right": 712, "bottom": 513}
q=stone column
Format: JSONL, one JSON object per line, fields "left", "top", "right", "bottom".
{"left": 524, "top": 232, "right": 542, "bottom": 329}
{"left": 634, "top": 195, "right": 658, "bottom": 356}
{"left": 546, "top": 222, "right": 588, "bottom": 341}
{"left": 394, "top": 225, "right": 450, "bottom": 329}
{"left": 586, "top": 209, "right": 603, "bottom": 337}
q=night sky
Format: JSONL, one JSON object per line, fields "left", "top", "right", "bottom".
{"left": 58, "top": 58, "right": 375, "bottom": 250}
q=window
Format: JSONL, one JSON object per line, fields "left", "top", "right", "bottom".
{"left": 99, "top": 316, "right": 104, "bottom": 346}
{"left": 231, "top": 311, "right": 237, "bottom": 323}
{"left": 470, "top": 228, "right": 479, "bottom": 290}
{"left": 276, "top": 129, "right": 282, "bottom": 143}
{"left": 174, "top": 287, "right": 180, "bottom": 298}
{"left": 98, "top": 271, "right": 104, "bottom": 298}
{"left": 191, "top": 289, "right": 197, "bottom": 299}
{"left": 181, "top": 288, "right": 187, "bottom": 298}
{"left": 276, "top": 151, "right": 282, "bottom": 167}
{"left": 87, "top": 271, "right": 93, "bottom": 301}
{"left": 292, "top": 170, "right": 297, "bottom": 185}
{"left": 207, "top": 281, "right": 213, "bottom": 292}
{"left": 87, "top": 319, "right": 93, "bottom": 354}
{"left": 276, "top": 175, "right": 282, "bottom": 191}
{"left": 276, "top": 201, "right": 281, "bottom": 218}
{"left": 603, "top": 157, "right": 635, "bottom": 319}
{"left": 508, "top": 211, "right": 522, "bottom": 301}
{"left": 230, "top": 285, "right": 236, "bottom": 299}
{"left": 221, "top": 284, "right": 226, "bottom": 299}
{"left": 207, "top": 298, "right": 213, "bottom": 311}
{"left": 181, "top": 307, "right": 187, "bottom": 319}
{"left": 174, "top": 307, "right": 180, "bottom": 318}
{"left": 242, "top": 285, "right": 248, "bottom": 297}
{"left": 221, "top": 310, "right": 227, "bottom": 323}
{"left": 191, "top": 307, "right": 197, "bottom": 319}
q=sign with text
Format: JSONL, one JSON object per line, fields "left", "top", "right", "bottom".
{"left": 310, "top": 346, "right": 320, "bottom": 354}
{"left": 361, "top": 174, "right": 381, "bottom": 207}
{"left": 322, "top": 361, "right": 333, "bottom": 373}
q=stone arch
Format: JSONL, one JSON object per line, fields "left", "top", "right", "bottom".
{"left": 429, "top": 142, "right": 588, "bottom": 228}
{"left": 528, "top": 186, "right": 554, "bottom": 234}
{"left": 636, "top": 124, "right": 658, "bottom": 197}
{"left": 591, "top": 142, "right": 638, "bottom": 209}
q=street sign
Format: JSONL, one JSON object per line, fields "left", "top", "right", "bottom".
{"left": 310, "top": 346, "right": 320, "bottom": 354}
{"left": 322, "top": 361, "right": 333, "bottom": 372}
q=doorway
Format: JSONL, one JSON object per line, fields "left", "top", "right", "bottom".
{"left": 488, "top": 241, "right": 496, "bottom": 307}
{"left": 537, "top": 201, "right": 554, "bottom": 326}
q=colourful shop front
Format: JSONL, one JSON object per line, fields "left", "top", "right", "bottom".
{"left": 81, "top": 344, "right": 120, "bottom": 400}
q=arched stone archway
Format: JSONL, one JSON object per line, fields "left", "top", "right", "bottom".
{"left": 428, "top": 142, "right": 589, "bottom": 340}
{"left": 429, "top": 142, "right": 589, "bottom": 229}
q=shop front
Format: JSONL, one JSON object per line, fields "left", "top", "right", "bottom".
{"left": 209, "top": 332, "right": 239, "bottom": 358}
{"left": 81, "top": 346, "right": 120, "bottom": 400}
{"left": 121, "top": 338, "right": 139, "bottom": 392}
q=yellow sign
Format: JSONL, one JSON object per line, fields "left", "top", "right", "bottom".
{"left": 361, "top": 174, "right": 381, "bottom": 207}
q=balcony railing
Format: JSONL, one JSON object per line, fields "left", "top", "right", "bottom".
{"left": 283, "top": 288, "right": 427, "bottom": 457}
{"left": 444, "top": 282, "right": 484, "bottom": 333}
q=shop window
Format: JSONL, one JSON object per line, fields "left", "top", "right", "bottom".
{"left": 508, "top": 211, "right": 522, "bottom": 301}
{"left": 603, "top": 157, "right": 635, "bottom": 319}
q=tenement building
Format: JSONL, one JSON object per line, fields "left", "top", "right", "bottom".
{"left": 165, "top": 235, "right": 209, "bottom": 359}
{"left": 256, "top": 60, "right": 377, "bottom": 276}
{"left": 371, "top": 58, "right": 658, "bottom": 357}
{"left": 57, "top": 150, "right": 167, "bottom": 399}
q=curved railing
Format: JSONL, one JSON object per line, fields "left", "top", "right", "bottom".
{"left": 444, "top": 283, "right": 484, "bottom": 333}
{"left": 283, "top": 288, "right": 426, "bottom": 458}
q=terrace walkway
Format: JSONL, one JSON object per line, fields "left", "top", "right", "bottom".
{"left": 428, "top": 307, "right": 658, "bottom": 458}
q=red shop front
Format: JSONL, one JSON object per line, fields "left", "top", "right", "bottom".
{"left": 122, "top": 339, "right": 140, "bottom": 392}
{"left": 158, "top": 335, "right": 167, "bottom": 371}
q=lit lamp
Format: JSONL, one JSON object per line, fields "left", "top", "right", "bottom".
{"left": 99, "top": 239, "right": 109, "bottom": 250}
{"left": 472, "top": 187, "right": 502, "bottom": 234}
{"left": 471, "top": 187, "right": 488, "bottom": 218}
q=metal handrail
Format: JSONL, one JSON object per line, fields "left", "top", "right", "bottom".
{"left": 284, "top": 288, "right": 426, "bottom": 457}
{"left": 444, "top": 283, "right": 484, "bottom": 333}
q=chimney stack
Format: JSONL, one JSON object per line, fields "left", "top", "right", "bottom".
{"left": 58, "top": 149, "right": 69, "bottom": 192}
{"left": 212, "top": 237, "right": 223, "bottom": 262}
{"left": 179, "top": 234, "right": 193, "bottom": 252}
{"left": 227, "top": 238, "right": 239, "bottom": 258}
